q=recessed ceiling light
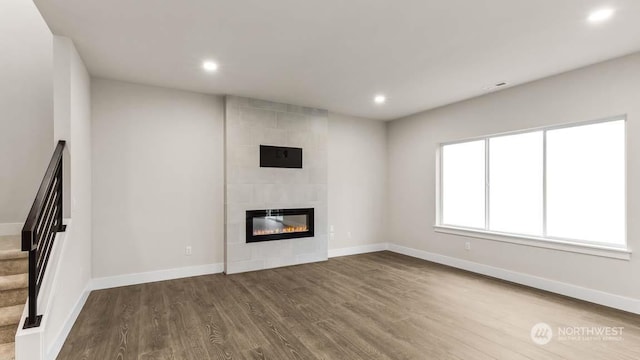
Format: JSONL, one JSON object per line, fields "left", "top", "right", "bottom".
{"left": 374, "top": 95, "right": 386, "bottom": 104}
{"left": 202, "top": 61, "right": 219, "bottom": 72}
{"left": 588, "top": 8, "right": 615, "bottom": 23}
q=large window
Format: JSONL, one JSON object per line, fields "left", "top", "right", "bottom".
{"left": 439, "top": 118, "right": 626, "bottom": 248}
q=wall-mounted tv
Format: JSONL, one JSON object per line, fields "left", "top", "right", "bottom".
{"left": 260, "top": 145, "right": 302, "bottom": 168}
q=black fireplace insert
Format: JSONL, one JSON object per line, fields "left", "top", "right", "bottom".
{"left": 246, "top": 208, "right": 314, "bottom": 243}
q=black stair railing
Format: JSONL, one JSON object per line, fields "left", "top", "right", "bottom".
{"left": 21, "top": 140, "right": 66, "bottom": 329}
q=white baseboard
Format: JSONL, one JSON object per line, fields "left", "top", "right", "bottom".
{"left": 0, "top": 222, "right": 23, "bottom": 236}
{"left": 90, "top": 262, "right": 225, "bottom": 291}
{"left": 328, "top": 243, "right": 389, "bottom": 258}
{"left": 46, "top": 284, "right": 91, "bottom": 360}
{"left": 387, "top": 243, "right": 640, "bottom": 315}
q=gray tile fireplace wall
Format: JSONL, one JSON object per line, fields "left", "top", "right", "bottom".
{"left": 224, "top": 96, "right": 328, "bottom": 274}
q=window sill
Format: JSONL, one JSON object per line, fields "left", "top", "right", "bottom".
{"left": 433, "top": 225, "right": 631, "bottom": 260}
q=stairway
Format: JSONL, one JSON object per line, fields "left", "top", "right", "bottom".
{"left": 0, "top": 235, "right": 28, "bottom": 360}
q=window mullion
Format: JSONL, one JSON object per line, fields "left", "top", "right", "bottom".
{"left": 485, "top": 138, "right": 490, "bottom": 231}
{"left": 438, "top": 146, "right": 443, "bottom": 225}
{"left": 542, "top": 130, "right": 548, "bottom": 237}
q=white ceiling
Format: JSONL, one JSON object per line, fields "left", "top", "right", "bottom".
{"left": 35, "top": 0, "right": 640, "bottom": 120}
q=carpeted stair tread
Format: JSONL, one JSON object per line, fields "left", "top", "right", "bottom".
{"left": 0, "top": 274, "right": 27, "bottom": 292}
{"left": 0, "top": 236, "right": 24, "bottom": 359}
{"left": 0, "top": 236, "right": 20, "bottom": 251}
{"left": 0, "top": 250, "right": 26, "bottom": 261}
{"left": 0, "top": 235, "right": 26, "bottom": 358}
{"left": 0, "top": 288, "right": 27, "bottom": 308}
{"left": 0, "top": 259, "right": 27, "bottom": 277}
{"left": 0, "top": 305, "right": 23, "bottom": 328}
{"left": 0, "top": 236, "right": 26, "bottom": 261}
{"left": 0, "top": 324, "right": 15, "bottom": 344}
{"left": 0, "top": 342, "right": 14, "bottom": 359}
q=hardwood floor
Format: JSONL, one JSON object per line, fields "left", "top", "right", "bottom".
{"left": 58, "top": 252, "right": 640, "bottom": 359}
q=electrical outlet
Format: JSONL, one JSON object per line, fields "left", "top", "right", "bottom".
{"left": 329, "top": 225, "right": 335, "bottom": 233}
{"left": 347, "top": 231, "right": 352, "bottom": 239}
{"left": 185, "top": 246, "right": 192, "bottom": 256}
{"left": 464, "top": 242, "right": 471, "bottom": 251}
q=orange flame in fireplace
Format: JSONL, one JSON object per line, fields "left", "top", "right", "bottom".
{"left": 254, "top": 225, "right": 308, "bottom": 236}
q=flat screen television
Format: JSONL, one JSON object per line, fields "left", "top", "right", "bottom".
{"left": 259, "top": 145, "right": 303, "bottom": 168}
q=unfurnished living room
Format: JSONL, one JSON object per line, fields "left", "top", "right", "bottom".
{"left": 2, "top": 1, "right": 640, "bottom": 359}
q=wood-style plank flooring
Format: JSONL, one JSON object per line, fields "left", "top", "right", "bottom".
{"left": 58, "top": 252, "right": 640, "bottom": 359}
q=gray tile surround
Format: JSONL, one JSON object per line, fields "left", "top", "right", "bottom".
{"left": 224, "top": 96, "right": 328, "bottom": 274}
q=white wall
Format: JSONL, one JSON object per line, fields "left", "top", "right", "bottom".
{"left": 16, "top": 35, "right": 93, "bottom": 360}
{"left": 388, "top": 52, "right": 640, "bottom": 301}
{"left": 43, "top": 36, "right": 92, "bottom": 359}
{"left": 0, "top": 0, "right": 53, "bottom": 224}
{"left": 91, "top": 79, "right": 224, "bottom": 278}
{"left": 328, "top": 113, "right": 387, "bottom": 250}
{"left": 90, "top": 79, "right": 388, "bottom": 278}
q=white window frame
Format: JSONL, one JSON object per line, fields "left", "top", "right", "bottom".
{"left": 435, "top": 115, "right": 630, "bottom": 260}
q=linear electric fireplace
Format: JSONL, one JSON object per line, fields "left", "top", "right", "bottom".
{"left": 246, "top": 208, "right": 314, "bottom": 243}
